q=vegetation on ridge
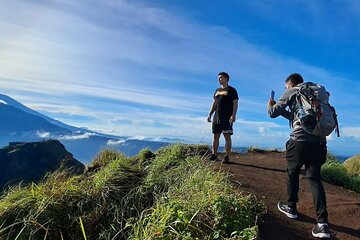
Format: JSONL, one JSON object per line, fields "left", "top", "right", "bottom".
{"left": 0, "top": 144, "right": 264, "bottom": 240}
{"left": 247, "top": 146, "right": 283, "bottom": 153}
{"left": 343, "top": 154, "right": 360, "bottom": 176}
{"left": 321, "top": 154, "right": 360, "bottom": 193}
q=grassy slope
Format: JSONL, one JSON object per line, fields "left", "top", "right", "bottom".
{"left": 321, "top": 154, "right": 360, "bottom": 193}
{"left": 343, "top": 154, "right": 360, "bottom": 176}
{"left": 0, "top": 144, "right": 264, "bottom": 240}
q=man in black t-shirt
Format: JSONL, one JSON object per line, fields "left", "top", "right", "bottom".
{"left": 207, "top": 72, "right": 238, "bottom": 163}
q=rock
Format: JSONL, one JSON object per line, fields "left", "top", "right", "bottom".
{"left": 0, "top": 140, "right": 84, "bottom": 190}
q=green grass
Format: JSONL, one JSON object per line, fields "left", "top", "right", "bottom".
{"left": 130, "top": 153, "right": 263, "bottom": 239}
{"left": 343, "top": 154, "right": 360, "bottom": 176}
{"left": 321, "top": 153, "right": 360, "bottom": 193}
{"left": 0, "top": 144, "right": 263, "bottom": 240}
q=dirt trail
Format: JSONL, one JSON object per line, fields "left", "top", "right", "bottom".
{"left": 215, "top": 152, "right": 360, "bottom": 240}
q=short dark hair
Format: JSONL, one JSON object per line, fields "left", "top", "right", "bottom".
{"left": 285, "top": 73, "right": 303, "bottom": 85}
{"left": 218, "top": 72, "right": 230, "bottom": 81}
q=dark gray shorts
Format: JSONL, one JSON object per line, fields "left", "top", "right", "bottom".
{"left": 212, "top": 120, "right": 233, "bottom": 135}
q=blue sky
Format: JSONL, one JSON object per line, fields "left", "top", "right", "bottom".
{"left": 1, "top": 0, "right": 359, "bottom": 156}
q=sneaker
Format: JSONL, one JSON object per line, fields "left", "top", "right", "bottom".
{"left": 223, "top": 155, "right": 230, "bottom": 164}
{"left": 312, "top": 224, "right": 330, "bottom": 239}
{"left": 209, "top": 154, "right": 218, "bottom": 161}
{"left": 277, "top": 201, "right": 298, "bottom": 219}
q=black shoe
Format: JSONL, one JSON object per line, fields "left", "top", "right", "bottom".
{"left": 312, "top": 224, "right": 330, "bottom": 239}
{"left": 223, "top": 155, "right": 230, "bottom": 164}
{"left": 277, "top": 201, "right": 298, "bottom": 219}
{"left": 209, "top": 154, "right": 218, "bottom": 161}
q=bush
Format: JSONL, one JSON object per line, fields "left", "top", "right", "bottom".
{"left": 321, "top": 154, "right": 360, "bottom": 194}
{"left": 343, "top": 154, "right": 360, "bottom": 176}
{"left": 321, "top": 159, "right": 349, "bottom": 187}
{"left": 345, "top": 175, "right": 360, "bottom": 193}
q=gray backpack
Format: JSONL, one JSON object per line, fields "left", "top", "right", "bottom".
{"left": 292, "top": 82, "right": 339, "bottom": 138}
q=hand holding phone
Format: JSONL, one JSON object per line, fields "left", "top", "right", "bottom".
{"left": 270, "top": 90, "right": 275, "bottom": 100}
{"left": 268, "top": 90, "right": 276, "bottom": 108}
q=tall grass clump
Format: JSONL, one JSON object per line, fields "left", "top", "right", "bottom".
{"left": 343, "top": 154, "right": 360, "bottom": 176}
{"left": 144, "top": 144, "right": 209, "bottom": 193}
{"left": 0, "top": 171, "right": 91, "bottom": 239}
{"left": 0, "top": 144, "right": 263, "bottom": 239}
{"left": 130, "top": 148, "right": 264, "bottom": 239}
{"left": 321, "top": 154, "right": 349, "bottom": 187}
{"left": 321, "top": 153, "right": 360, "bottom": 193}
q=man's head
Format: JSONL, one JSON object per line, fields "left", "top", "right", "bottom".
{"left": 285, "top": 73, "right": 303, "bottom": 89}
{"left": 218, "top": 72, "right": 230, "bottom": 86}
{"left": 218, "top": 72, "right": 230, "bottom": 81}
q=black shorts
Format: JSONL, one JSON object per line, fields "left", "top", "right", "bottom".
{"left": 212, "top": 120, "right": 233, "bottom": 135}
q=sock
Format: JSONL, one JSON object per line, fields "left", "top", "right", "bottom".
{"left": 318, "top": 223, "right": 328, "bottom": 227}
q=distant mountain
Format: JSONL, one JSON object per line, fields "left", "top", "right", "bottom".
{"left": 0, "top": 94, "right": 170, "bottom": 163}
{"left": 0, "top": 140, "right": 84, "bottom": 190}
{"left": 0, "top": 103, "right": 71, "bottom": 135}
{"left": 0, "top": 94, "right": 109, "bottom": 135}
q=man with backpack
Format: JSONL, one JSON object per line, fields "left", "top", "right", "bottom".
{"left": 267, "top": 73, "right": 338, "bottom": 239}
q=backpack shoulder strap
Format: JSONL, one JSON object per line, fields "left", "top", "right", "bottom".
{"left": 289, "top": 89, "right": 299, "bottom": 128}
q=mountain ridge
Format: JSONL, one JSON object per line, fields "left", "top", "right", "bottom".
{"left": 0, "top": 94, "right": 171, "bottom": 162}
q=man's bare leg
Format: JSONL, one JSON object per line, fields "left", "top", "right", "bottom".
{"left": 212, "top": 133, "right": 221, "bottom": 155}
{"left": 223, "top": 134, "right": 232, "bottom": 163}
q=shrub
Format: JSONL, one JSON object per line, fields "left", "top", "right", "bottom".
{"left": 86, "top": 149, "right": 125, "bottom": 172}
{"left": 343, "top": 154, "right": 360, "bottom": 176}
{"left": 321, "top": 154, "right": 360, "bottom": 194}
{"left": 345, "top": 175, "right": 360, "bottom": 193}
{"left": 321, "top": 159, "right": 349, "bottom": 187}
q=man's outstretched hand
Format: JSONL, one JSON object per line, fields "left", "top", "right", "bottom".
{"left": 268, "top": 99, "right": 276, "bottom": 108}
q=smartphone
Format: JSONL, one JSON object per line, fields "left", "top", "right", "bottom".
{"left": 270, "top": 90, "right": 275, "bottom": 100}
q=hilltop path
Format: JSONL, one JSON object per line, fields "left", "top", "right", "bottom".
{"left": 214, "top": 151, "right": 360, "bottom": 240}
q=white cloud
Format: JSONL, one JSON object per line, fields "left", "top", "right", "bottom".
{"left": 59, "top": 132, "right": 95, "bottom": 140}
{"left": 0, "top": 77, "right": 208, "bottom": 112}
{"left": 258, "top": 127, "right": 265, "bottom": 135}
{"left": 106, "top": 139, "right": 126, "bottom": 146}
{"left": 341, "top": 127, "right": 360, "bottom": 140}
{"left": 25, "top": 102, "right": 86, "bottom": 116}
{"left": 237, "top": 119, "right": 283, "bottom": 129}
{"left": 36, "top": 131, "right": 51, "bottom": 138}
{"left": 128, "top": 136, "right": 147, "bottom": 141}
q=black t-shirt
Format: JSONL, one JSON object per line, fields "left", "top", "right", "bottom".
{"left": 213, "top": 86, "right": 238, "bottom": 121}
